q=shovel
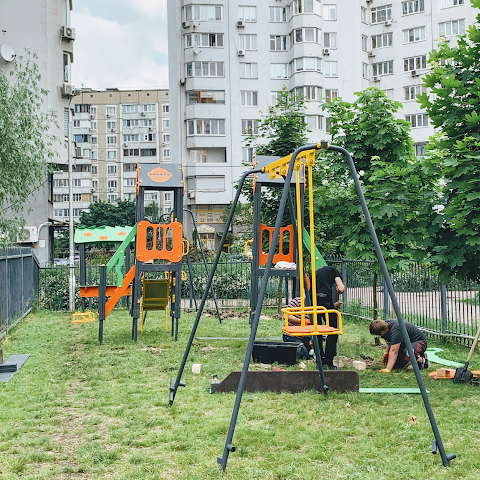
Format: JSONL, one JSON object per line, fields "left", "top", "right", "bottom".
{"left": 453, "top": 323, "right": 480, "bottom": 384}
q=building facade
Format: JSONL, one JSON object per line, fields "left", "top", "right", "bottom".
{"left": 0, "top": 0, "right": 75, "bottom": 265}
{"left": 167, "top": 0, "right": 477, "bottom": 250}
{"left": 52, "top": 89, "right": 171, "bottom": 226}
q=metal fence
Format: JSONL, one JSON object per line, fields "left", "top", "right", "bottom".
{"left": 38, "top": 258, "right": 480, "bottom": 345}
{"left": 0, "top": 247, "right": 39, "bottom": 339}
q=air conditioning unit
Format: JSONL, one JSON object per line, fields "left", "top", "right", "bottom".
{"left": 444, "top": 37, "right": 451, "bottom": 42}
{"left": 16, "top": 226, "right": 39, "bottom": 244}
{"left": 237, "top": 20, "right": 245, "bottom": 27}
{"left": 61, "top": 83, "right": 74, "bottom": 97}
{"left": 368, "top": 51, "right": 376, "bottom": 57}
{"left": 140, "top": 112, "right": 146, "bottom": 116}
{"left": 180, "top": 78, "right": 186, "bottom": 86}
{"left": 123, "top": 142, "right": 128, "bottom": 147}
{"left": 366, "top": 0, "right": 372, "bottom": 3}
{"left": 61, "top": 26, "right": 76, "bottom": 41}
{"left": 187, "top": 191, "right": 196, "bottom": 199}
{"left": 238, "top": 49, "right": 245, "bottom": 56}
{"left": 323, "top": 48, "right": 330, "bottom": 55}
{"left": 411, "top": 70, "right": 419, "bottom": 77}
{"left": 91, "top": 188, "right": 95, "bottom": 193}
{"left": 149, "top": 127, "right": 153, "bottom": 131}
{"left": 108, "top": 188, "right": 114, "bottom": 192}
{"left": 89, "top": 114, "right": 95, "bottom": 120}
{"left": 373, "top": 76, "right": 380, "bottom": 82}
{"left": 110, "top": 128, "right": 115, "bottom": 132}
{"left": 385, "top": 20, "right": 392, "bottom": 26}
{"left": 193, "top": 46, "right": 201, "bottom": 55}
{"left": 182, "top": 21, "right": 191, "bottom": 28}
{"left": 106, "top": 113, "right": 111, "bottom": 118}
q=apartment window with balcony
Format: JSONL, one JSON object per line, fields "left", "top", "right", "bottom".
{"left": 108, "top": 180, "right": 118, "bottom": 189}
{"left": 239, "top": 63, "right": 258, "bottom": 79}
{"left": 142, "top": 133, "right": 156, "bottom": 142}
{"left": 242, "top": 147, "right": 255, "bottom": 163}
{"left": 439, "top": 19, "right": 465, "bottom": 37}
{"left": 270, "top": 35, "right": 288, "bottom": 51}
{"left": 291, "top": 27, "right": 320, "bottom": 44}
{"left": 63, "top": 53, "right": 69, "bottom": 83}
{"left": 291, "top": 0, "right": 317, "bottom": 15}
{"left": 184, "top": 5, "right": 222, "bottom": 21}
{"left": 123, "top": 163, "right": 137, "bottom": 171}
{"left": 73, "top": 179, "right": 82, "bottom": 187}
{"left": 123, "top": 134, "right": 139, "bottom": 142}
{"left": 186, "top": 61, "right": 225, "bottom": 77}
{"left": 239, "top": 34, "right": 257, "bottom": 50}
{"left": 124, "top": 149, "right": 140, "bottom": 157}
{"left": 325, "top": 89, "right": 338, "bottom": 102}
{"left": 73, "top": 120, "right": 80, "bottom": 127}
{"left": 415, "top": 143, "right": 427, "bottom": 156}
{"left": 404, "top": 85, "right": 425, "bottom": 100}
{"left": 403, "top": 27, "right": 426, "bottom": 43}
{"left": 441, "top": 0, "right": 464, "bottom": 7}
{"left": 270, "top": 6, "right": 286, "bottom": 22}
{"left": 324, "top": 61, "right": 338, "bottom": 77}
{"left": 372, "top": 32, "right": 393, "bottom": 48}
{"left": 187, "top": 90, "right": 226, "bottom": 105}
{"left": 270, "top": 63, "right": 288, "bottom": 79}
{"left": 361, "top": 35, "right": 368, "bottom": 51}
{"left": 323, "top": 4, "right": 337, "bottom": 20}
{"left": 293, "top": 86, "right": 322, "bottom": 101}
{"left": 75, "top": 134, "right": 90, "bottom": 143}
{"left": 123, "top": 119, "right": 138, "bottom": 127}
{"left": 402, "top": 0, "right": 424, "bottom": 14}
{"left": 73, "top": 209, "right": 83, "bottom": 217}
{"left": 185, "top": 33, "right": 224, "bottom": 48}
{"left": 122, "top": 105, "right": 137, "bottom": 113}
{"left": 187, "top": 119, "right": 226, "bottom": 135}
{"left": 238, "top": 6, "right": 256, "bottom": 22}
{"left": 306, "top": 115, "right": 323, "bottom": 130}
{"left": 54, "top": 179, "right": 68, "bottom": 187}
{"left": 107, "top": 165, "right": 117, "bottom": 174}
{"left": 75, "top": 104, "right": 90, "bottom": 113}
{"left": 289, "top": 57, "right": 322, "bottom": 74}
{"left": 361, "top": 6, "right": 367, "bottom": 23}
{"left": 373, "top": 60, "right": 394, "bottom": 76}
{"left": 404, "top": 55, "right": 426, "bottom": 71}
{"left": 107, "top": 150, "right": 117, "bottom": 159}
{"left": 405, "top": 114, "right": 429, "bottom": 127}
{"left": 325, "top": 32, "right": 337, "bottom": 48}
{"left": 241, "top": 91, "right": 258, "bottom": 106}
{"left": 371, "top": 5, "right": 392, "bottom": 24}
{"left": 140, "top": 104, "right": 156, "bottom": 112}
{"left": 242, "top": 120, "right": 258, "bottom": 135}
{"left": 140, "top": 149, "right": 156, "bottom": 157}
{"left": 124, "top": 178, "right": 136, "bottom": 186}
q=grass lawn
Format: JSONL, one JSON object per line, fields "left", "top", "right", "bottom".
{"left": 1, "top": 307, "right": 480, "bottom": 480}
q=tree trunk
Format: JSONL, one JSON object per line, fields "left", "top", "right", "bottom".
{"left": 373, "top": 271, "right": 378, "bottom": 321}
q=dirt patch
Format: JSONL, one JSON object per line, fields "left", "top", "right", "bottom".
{"left": 140, "top": 346, "right": 163, "bottom": 354}
{"left": 199, "top": 346, "right": 229, "bottom": 352}
{"left": 335, "top": 355, "right": 378, "bottom": 369}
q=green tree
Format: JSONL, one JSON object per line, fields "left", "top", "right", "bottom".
{"left": 417, "top": 1, "right": 480, "bottom": 280}
{"left": 78, "top": 200, "right": 136, "bottom": 227}
{"left": 0, "top": 52, "right": 58, "bottom": 245}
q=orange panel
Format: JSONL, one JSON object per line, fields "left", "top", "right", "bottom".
{"left": 136, "top": 221, "right": 183, "bottom": 263}
{"left": 105, "top": 265, "right": 136, "bottom": 318}
{"left": 80, "top": 285, "right": 132, "bottom": 298}
{"left": 258, "top": 224, "right": 294, "bottom": 267}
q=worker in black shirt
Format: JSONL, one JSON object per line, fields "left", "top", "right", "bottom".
{"left": 312, "top": 266, "right": 345, "bottom": 369}
{"left": 370, "top": 319, "right": 428, "bottom": 372}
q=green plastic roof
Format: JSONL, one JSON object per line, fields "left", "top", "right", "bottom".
{"left": 74, "top": 226, "right": 135, "bottom": 244}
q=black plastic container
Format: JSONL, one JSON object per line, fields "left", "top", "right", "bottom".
{"left": 252, "top": 341, "right": 301, "bottom": 365}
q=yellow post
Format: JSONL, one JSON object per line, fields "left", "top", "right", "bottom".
{"left": 294, "top": 162, "right": 306, "bottom": 326}
{"left": 307, "top": 152, "right": 317, "bottom": 326}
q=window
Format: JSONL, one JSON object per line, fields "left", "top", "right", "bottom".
{"left": 242, "top": 120, "right": 258, "bottom": 135}
{"left": 402, "top": 0, "right": 425, "bottom": 14}
{"left": 361, "top": 6, "right": 367, "bottom": 23}
{"left": 326, "top": 117, "right": 331, "bottom": 133}
{"left": 373, "top": 60, "right": 394, "bottom": 76}
{"left": 90, "top": 106, "right": 97, "bottom": 115}
{"left": 371, "top": 5, "right": 392, "bottom": 23}
{"left": 92, "top": 165, "right": 98, "bottom": 174}
{"left": 162, "top": 104, "right": 169, "bottom": 114}
{"left": 73, "top": 120, "right": 80, "bottom": 127}
{"left": 383, "top": 89, "right": 394, "bottom": 100}
{"left": 271, "top": 91, "right": 282, "bottom": 106}
{"left": 73, "top": 209, "right": 83, "bottom": 217}
{"left": 184, "top": 4, "right": 222, "bottom": 21}
{"left": 107, "top": 136, "right": 116, "bottom": 144}
{"left": 306, "top": 115, "right": 323, "bottom": 130}
{"left": 107, "top": 121, "right": 117, "bottom": 130}
{"left": 362, "top": 35, "right": 368, "bottom": 51}
{"left": 403, "top": 27, "right": 426, "bottom": 43}
{"left": 54, "top": 179, "right": 69, "bottom": 187}
{"left": 404, "top": 85, "right": 425, "bottom": 100}
{"left": 363, "top": 63, "right": 368, "bottom": 79}
{"left": 90, "top": 122, "right": 97, "bottom": 130}
{"left": 405, "top": 114, "right": 429, "bottom": 127}
{"left": 91, "top": 136, "right": 97, "bottom": 144}
{"left": 108, "top": 194, "right": 117, "bottom": 204}
{"left": 75, "top": 104, "right": 90, "bottom": 113}
{"left": 75, "top": 134, "right": 90, "bottom": 143}
{"left": 372, "top": 33, "right": 393, "bottom": 48}
{"left": 107, "top": 165, "right": 117, "bottom": 174}
{"left": 163, "top": 148, "right": 170, "bottom": 157}
{"left": 239, "top": 34, "right": 257, "bottom": 50}
{"left": 270, "top": 63, "right": 288, "bottom": 79}
{"left": 325, "top": 32, "right": 338, "bottom": 49}
{"left": 122, "top": 104, "right": 138, "bottom": 113}
{"left": 124, "top": 178, "right": 136, "bottom": 186}
{"left": 404, "top": 55, "right": 427, "bottom": 71}
{"left": 185, "top": 61, "right": 225, "bottom": 77}
{"left": 187, "top": 90, "right": 225, "bottom": 105}
{"left": 162, "top": 134, "right": 170, "bottom": 143}
{"left": 291, "top": 0, "right": 316, "bottom": 14}
{"left": 291, "top": 28, "right": 320, "bottom": 44}
{"left": 123, "top": 163, "right": 137, "bottom": 171}
{"left": 190, "top": 149, "right": 226, "bottom": 163}
{"left": 123, "top": 119, "right": 138, "bottom": 127}
{"left": 140, "top": 149, "right": 156, "bottom": 156}
{"left": 82, "top": 149, "right": 90, "bottom": 158}
{"left": 91, "top": 151, "right": 97, "bottom": 162}
{"left": 241, "top": 91, "right": 258, "bottom": 106}
{"left": 185, "top": 33, "right": 224, "bottom": 48}
{"left": 289, "top": 57, "right": 322, "bottom": 74}
{"left": 270, "top": 35, "right": 288, "bottom": 51}
{"left": 238, "top": 6, "right": 256, "bottom": 22}
{"left": 124, "top": 149, "right": 140, "bottom": 157}
{"left": 123, "top": 134, "right": 139, "bottom": 142}
{"left": 324, "top": 61, "right": 338, "bottom": 77}
{"left": 108, "top": 180, "right": 118, "bottom": 189}
{"left": 107, "top": 150, "right": 117, "bottom": 159}
{"left": 142, "top": 133, "right": 156, "bottom": 142}
{"left": 73, "top": 179, "right": 82, "bottom": 187}
{"left": 187, "top": 119, "right": 226, "bottom": 135}
{"left": 270, "top": 6, "right": 286, "bottom": 22}
{"left": 441, "top": 0, "right": 464, "bottom": 7}
{"left": 293, "top": 86, "right": 322, "bottom": 101}
{"left": 323, "top": 4, "right": 337, "bottom": 20}
{"left": 439, "top": 19, "right": 466, "bottom": 37}
{"left": 64, "top": 108, "right": 69, "bottom": 139}
{"left": 163, "top": 119, "right": 170, "bottom": 129}
{"left": 242, "top": 147, "right": 255, "bottom": 163}
{"left": 239, "top": 63, "right": 258, "bottom": 79}
{"left": 140, "top": 104, "right": 156, "bottom": 112}
{"left": 325, "top": 89, "right": 338, "bottom": 103}
{"left": 106, "top": 106, "right": 116, "bottom": 116}
{"left": 415, "top": 143, "right": 427, "bottom": 156}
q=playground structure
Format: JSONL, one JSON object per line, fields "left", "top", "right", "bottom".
{"left": 168, "top": 142, "right": 455, "bottom": 471}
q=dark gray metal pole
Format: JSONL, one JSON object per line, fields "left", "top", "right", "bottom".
{"left": 98, "top": 265, "right": 106, "bottom": 345}
{"left": 441, "top": 284, "right": 448, "bottom": 334}
{"left": 329, "top": 144, "right": 454, "bottom": 467}
{"left": 169, "top": 168, "right": 261, "bottom": 406}
{"left": 217, "top": 143, "right": 319, "bottom": 471}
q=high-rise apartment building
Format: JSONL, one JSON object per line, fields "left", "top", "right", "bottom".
{"left": 168, "top": 0, "right": 477, "bottom": 250}
{"left": 52, "top": 88, "right": 171, "bottom": 225}
{"left": 1, "top": 0, "right": 75, "bottom": 265}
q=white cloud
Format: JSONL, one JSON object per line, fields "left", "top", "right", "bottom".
{"left": 71, "top": 3, "right": 169, "bottom": 90}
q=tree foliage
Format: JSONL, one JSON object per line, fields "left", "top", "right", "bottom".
{"left": 78, "top": 200, "right": 136, "bottom": 227}
{"left": 417, "top": 2, "right": 480, "bottom": 280}
{"left": 0, "top": 52, "right": 58, "bottom": 245}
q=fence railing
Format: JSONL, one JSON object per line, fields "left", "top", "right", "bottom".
{"left": 0, "top": 247, "right": 39, "bottom": 339}
{"left": 38, "top": 258, "right": 480, "bottom": 345}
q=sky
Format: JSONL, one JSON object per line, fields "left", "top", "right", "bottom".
{"left": 71, "top": 0, "right": 169, "bottom": 91}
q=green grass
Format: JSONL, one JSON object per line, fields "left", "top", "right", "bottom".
{"left": 1, "top": 308, "right": 480, "bottom": 479}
